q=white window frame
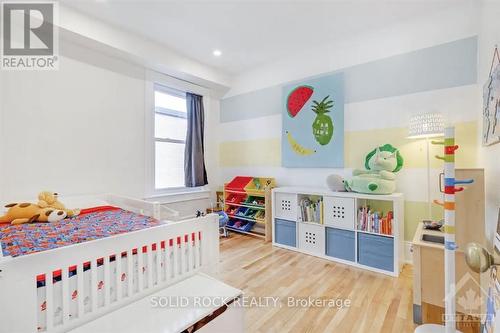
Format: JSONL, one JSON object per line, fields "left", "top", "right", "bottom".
{"left": 153, "top": 84, "right": 187, "bottom": 191}
{"left": 145, "top": 71, "right": 210, "bottom": 198}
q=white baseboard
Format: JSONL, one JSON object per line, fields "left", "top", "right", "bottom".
{"left": 404, "top": 241, "right": 413, "bottom": 264}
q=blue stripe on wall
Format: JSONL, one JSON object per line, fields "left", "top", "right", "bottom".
{"left": 220, "top": 36, "right": 477, "bottom": 123}
{"left": 219, "top": 85, "right": 282, "bottom": 123}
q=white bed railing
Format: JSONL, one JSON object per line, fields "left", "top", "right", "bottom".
{"left": 0, "top": 213, "right": 219, "bottom": 333}
{"left": 103, "top": 194, "right": 180, "bottom": 221}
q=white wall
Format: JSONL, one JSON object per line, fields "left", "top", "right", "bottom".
{"left": 2, "top": 41, "right": 145, "bottom": 200}
{"left": 478, "top": 1, "right": 500, "bottom": 244}
{"left": 0, "top": 39, "right": 219, "bottom": 216}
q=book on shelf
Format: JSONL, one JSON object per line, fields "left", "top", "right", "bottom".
{"left": 357, "top": 206, "right": 393, "bottom": 236}
{"left": 299, "top": 197, "right": 323, "bottom": 223}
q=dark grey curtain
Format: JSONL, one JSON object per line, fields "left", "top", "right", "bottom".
{"left": 184, "top": 93, "right": 208, "bottom": 187}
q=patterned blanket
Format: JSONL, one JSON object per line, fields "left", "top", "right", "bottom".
{"left": 0, "top": 207, "right": 160, "bottom": 257}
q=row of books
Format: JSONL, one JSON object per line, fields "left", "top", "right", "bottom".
{"left": 299, "top": 197, "right": 323, "bottom": 223}
{"left": 357, "top": 206, "right": 393, "bottom": 235}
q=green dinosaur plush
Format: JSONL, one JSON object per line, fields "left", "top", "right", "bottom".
{"left": 345, "top": 144, "right": 403, "bottom": 195}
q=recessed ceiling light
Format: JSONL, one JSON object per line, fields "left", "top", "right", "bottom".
{"left": 213, "top": 49, "right": 222, "bottom": 57}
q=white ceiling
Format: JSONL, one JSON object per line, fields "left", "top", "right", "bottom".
{"left": 62, "top": 0, "right": 468, "bottom": 75}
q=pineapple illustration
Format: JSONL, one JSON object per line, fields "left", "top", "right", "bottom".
{"left": 311, "top": 96, "right": 334, "bottom": 145}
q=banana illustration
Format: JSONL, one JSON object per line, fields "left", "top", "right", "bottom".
{"left": 286, "top": 131, "right": 316, "bottom": 156}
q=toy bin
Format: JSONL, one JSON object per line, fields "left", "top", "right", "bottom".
{"left": 226, "top": 206, "right": 239, "bottom": 216}
{"left": 325, "top": 227, "right": 355, "bottom": 262}
{"left": 244, "top": 196, "right": 265, "bottom": 207}
{"left": 275, "top": 219, "right": 297, "bottom": 247}
{"left": 244, "top": 177, "right": 275, "bottom": 196}
{"left": 241, "top": 221, "right": 256, "bottom": 232}
{"left": 254, "top": 210, "right": 265, "bottom": 223}
{"left": 225, "top": 176, "right": 253, "bottom": 192}
{"left": 225, "top": 193, "right": 246, "bottom": 205}
{"left": 235, "top": 207, "right": 248, "bottom": 217}
{"left": 298, "top": 222, "right": 325, "bottom": 256}
{"left": 357, "top": 233, "right": 394, "bottom": 272}
{"left": 323, "top": 196, "right": 355, "bottom": 230}
{"left": 244, "top": 208, "right": 258, "bottom": 219}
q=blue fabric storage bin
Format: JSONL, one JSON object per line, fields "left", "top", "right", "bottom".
{"left": 325, "top": 227, "right": 355, "bottom": 262}
{"left": 357, "top": 233, "right": 394, "bottom": 272}
{"left": 275, "top": 219, "right": 296, "bottom": 247}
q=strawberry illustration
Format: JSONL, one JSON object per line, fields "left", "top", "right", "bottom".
{"left": 311, "top": 96, "right": 334, "bottom": 145}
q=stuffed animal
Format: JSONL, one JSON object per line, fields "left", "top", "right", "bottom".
{"left": 0, "top": 202, "right": 67, "bottom": 225}
{"left": 37, "top": 191, "right": 80, "bottom": 217}
{"left": 345, "top": 144, "right": 403, "bottom": 195}
{"left": 326, "top": 174, "right": 347, "bottom": 192}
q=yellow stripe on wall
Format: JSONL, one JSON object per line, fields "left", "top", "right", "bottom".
{"left": 219, "top": 121, "right": 478, "bottom": 169}
{"left": 219, "top": 138, "right": 281, "bottom": 167}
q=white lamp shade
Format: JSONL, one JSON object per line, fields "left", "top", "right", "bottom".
{"left": 408, "top": 113, "right": 444, "bottom": 139}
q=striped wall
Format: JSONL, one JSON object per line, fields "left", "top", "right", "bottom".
{"left": 218, "top": 37, "right": 480, "bottom": 241}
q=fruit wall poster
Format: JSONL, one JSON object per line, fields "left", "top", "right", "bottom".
{"left": 282, "top": 73, "right": 344, "bottom": 167}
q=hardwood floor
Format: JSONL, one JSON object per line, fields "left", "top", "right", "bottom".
{"left": 216, "top": 234, "right": 416, "bottom": 333}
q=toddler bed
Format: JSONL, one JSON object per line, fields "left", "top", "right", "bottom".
{"left": 0, "top": 194, "right": 221, "bottom": 333}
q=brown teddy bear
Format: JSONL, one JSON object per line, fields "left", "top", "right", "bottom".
{"left": 37, "top": 191, "right": 80, "bottom": 217}
{"left": 0, "top": 203, "right": 67, "bottom": 225}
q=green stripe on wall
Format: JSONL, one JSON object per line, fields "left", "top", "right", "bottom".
{"left": 219, "top": 121, "right": 478, "bottom": 169}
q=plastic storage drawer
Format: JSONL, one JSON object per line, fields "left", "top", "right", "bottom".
{"left": 357, "top": 233, "right": 394, "bottom": 272}
{"left": 325, "top": 227, "right": 355, "bottom": 262}
{"left": 275, "top": 219, "right": 296, "bottom": 247}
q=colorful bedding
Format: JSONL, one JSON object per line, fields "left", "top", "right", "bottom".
{"left": 0, "top": 207, "right": 160, "bottom": 257}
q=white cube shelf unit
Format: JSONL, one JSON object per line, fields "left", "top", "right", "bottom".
{"left": 272, "top": 187, "right": 404, "bottom": 277}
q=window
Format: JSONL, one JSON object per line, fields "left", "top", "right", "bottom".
{"left": 154, "top": 85, "right": 187, "bottom": 189}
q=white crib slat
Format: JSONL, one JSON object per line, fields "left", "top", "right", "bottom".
{"left": 147, "top": 245, "right": 153, "bottom": 288}
{"left": 191, "top": 233, "right": 197, "bottom": 270}
{"left": 166, "top": 242, "right": 171, "bottom": 280}
{"left": 137, "top": 248, "right": 144, "bottom": 292}
{"left": 46, "top": 272, "right": 54, "bottom": 331}
{"left": 190, "top": 234, "right": 195, "bottom": 270}
{"left": 196, "top": 232, "right": 201, "bottom": 268}
{"left": 198, "top": 231, "right": 203, "bottom": 266}
{"left": 91, "top": 260, "right": 98, "bottom": 312}
{"left": 104, "top": 256, "right": 110, "bottom": 307}
{"left": 185, "top": 235, "right": 191, "bottom": 273}
{"left": 173, "top": 239, "right": 179, "bottom": 279}
{"left": 155, "top": 243, "right": 161, "bottom": 285}
{"left": 62, "top": 269, "right": 69, "bottom": 324}
{"left": 192, "top": 234, "right": 198, "bottom": 269}
{"left": 77, "top": 264, "right": 84, "bottom": 319}
{"left": 185, "top": 236, "right": 191, "bottom": 273}
{"left": 116, "top": 255, "right": 122, "bottom": 302}
{"left": 127, "top": 250, "right": 133, "bottom": 297}
{"left": 178, "top": 237, "right": 186, "bottom": 275}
